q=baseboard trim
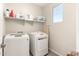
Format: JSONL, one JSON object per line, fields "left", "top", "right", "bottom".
{"left": 49, "top": 48, "right": 63, "bottom": 56}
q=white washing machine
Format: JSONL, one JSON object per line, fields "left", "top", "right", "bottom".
{"left": 3, "top": 33, "right": 29, "bottom": 56}
{"left": 30, "top": 31, "right": 48, "bottom": 56}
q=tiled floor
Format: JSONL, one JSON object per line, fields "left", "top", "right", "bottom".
{"left": 30, "top": 51, "right": 58, "bottom": 56}
{"left": 47, "top": 51, "right": 58, "bottom": 56}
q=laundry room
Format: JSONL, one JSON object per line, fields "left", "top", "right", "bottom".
{"left": 0, "top": 3, "right": 79, "bottom": 56}
{"left": 1, "top": 3, "right": 49, "bottom": 56}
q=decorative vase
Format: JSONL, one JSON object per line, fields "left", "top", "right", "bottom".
{"left": 9, "top": 10, "right": 14, "bottom": 17}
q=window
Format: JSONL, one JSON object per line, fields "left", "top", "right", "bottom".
{"left": 53, "top": 4, "right": 63, "bottom": 23}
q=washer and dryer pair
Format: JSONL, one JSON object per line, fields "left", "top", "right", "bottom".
{"left": 3, "top": 31, "right": 48, "bottom": 56}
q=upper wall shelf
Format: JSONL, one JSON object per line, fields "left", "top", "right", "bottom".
{"left": 4, "top": 8, "right": 46, "bottom": 23}
{"left": 4, "top": 16, "right": 46, "bottom": 23}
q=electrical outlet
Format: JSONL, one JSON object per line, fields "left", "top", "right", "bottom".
{"left": 0, "top": 48, "right": 2, "bottom": 56}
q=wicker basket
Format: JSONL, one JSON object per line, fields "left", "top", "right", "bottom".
{"left": 67, "top": 51, "right": 79, "bottom": 56}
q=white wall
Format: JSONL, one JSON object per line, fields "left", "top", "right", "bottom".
{"left": 4, "top": 3, "right": 44, "bottom": 34}
{"left": 0, "top": 4, "right": 5, "bottom": 56}
{"left": 63, "top": 4, "right": 76, "bottom": 55}
{"left": 43, "top": 3, "right": 76, "bottom": 55}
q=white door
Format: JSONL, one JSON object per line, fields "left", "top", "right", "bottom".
{"left": 76, "top": 4, "right": 79, "bottom": 52}
{"left": 0, "top": 4, "right": 5, "bottom": 56}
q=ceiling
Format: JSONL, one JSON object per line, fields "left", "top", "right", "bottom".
{"left": 34, "top": 3, "right": 59, "bottom": 7}
{"left": 34, "top": 3, "right": 50, "bottom": 7}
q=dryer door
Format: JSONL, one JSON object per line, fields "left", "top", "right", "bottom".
{"left": 37, "top": 37, "right": 48, "bottom": 51}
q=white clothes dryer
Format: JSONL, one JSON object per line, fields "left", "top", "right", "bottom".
{"left": 30, "top": 31, "right": 48, "bottom": 56}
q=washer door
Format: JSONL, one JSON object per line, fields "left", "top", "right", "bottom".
{"left": 4, "top": 37, "right": 29, "bottom": 56}
{"left": 37, "top": 37, "right": 48, "bottom": 51}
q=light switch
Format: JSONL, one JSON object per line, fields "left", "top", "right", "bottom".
{"left": 0, "top": 44, "right": 1, "bottom": 49}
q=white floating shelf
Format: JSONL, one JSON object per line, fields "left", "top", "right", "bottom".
{"left": 4, "top": 16, "right": 46, "bottom": 23}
